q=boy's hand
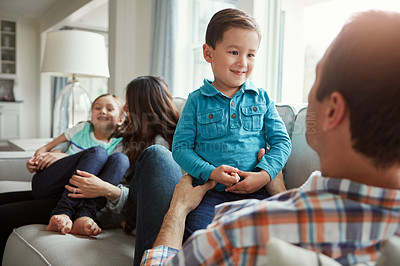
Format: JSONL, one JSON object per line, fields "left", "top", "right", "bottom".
{"left": 225, "top": 170, "right": 270, "bottom": 194}
{"left": 210, "top": 165, "right": 240, "bottom": 187}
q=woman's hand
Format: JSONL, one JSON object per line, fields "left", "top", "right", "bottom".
{"left": 35, "top": 152, "right": 68, "bottom": 170}
{"left": 66, "top": 170, "right": 122, "bottom": 201}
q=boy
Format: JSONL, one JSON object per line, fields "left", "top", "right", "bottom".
{"left": 172, "top": 8, "right": 291, "bottom": 238}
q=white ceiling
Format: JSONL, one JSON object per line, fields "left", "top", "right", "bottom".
{"left": 0, "top": 0, "right": 108, "bottom": 31}
{"left": 0, "top": 0, "right": 64, "bottom": 18}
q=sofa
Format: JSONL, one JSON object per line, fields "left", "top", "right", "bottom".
{"left": 1, "top": 100, "right": 398, "bottom": 265}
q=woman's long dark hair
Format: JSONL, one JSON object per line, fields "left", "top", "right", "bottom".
{"left": 122, "top": 76, "right": 180, "bottom": 174}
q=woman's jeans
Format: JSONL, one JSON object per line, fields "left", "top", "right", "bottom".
{"left": 32, "top": 146, "right": 130, "bottom": 219}
{"left": 127, "top": 145, "right": 182, "bottom": 266}
{"left": 184, "top": 188, "right": 269, "bottom": 241}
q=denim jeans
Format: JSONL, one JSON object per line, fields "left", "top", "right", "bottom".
{"left": 127, "top": 145, "right": 182, "bottom": 266}
{"left": 32, "top": 146, "right": 130, "bottom": 219}
{"left": 184, "top": 188, "right": 269, "bottom": 241}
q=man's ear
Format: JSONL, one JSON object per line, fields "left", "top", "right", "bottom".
{"left": 322, "top": 91, "right": 347, "bottom": 131}
{"left": 203, "top": 44, "right": 213, "bottom": 63}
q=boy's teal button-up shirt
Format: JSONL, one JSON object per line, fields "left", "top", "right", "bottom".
{"left": 172, "top": 79, "right": 292, "bottom": 192}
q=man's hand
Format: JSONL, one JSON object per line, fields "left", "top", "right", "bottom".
{"left": 66, "top": 170, "right": 121, "bottom": 201}
{"left": 209, "top": 165, "right": 240, "bottom": 187}
{"left": 170, "top": 174, "right": 216, "bottom": 215}
{"left": 265, "top": 171, "right": 287, "bottom": 195}
{"left": 152, "top": 174, "right": 215, "bottom": 250}
{"left": 35, "top": 152, "right": 68, "bottom": 170}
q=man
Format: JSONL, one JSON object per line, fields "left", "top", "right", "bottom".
{"left": 141, "top": 10, "right": 400, "bottom": 265}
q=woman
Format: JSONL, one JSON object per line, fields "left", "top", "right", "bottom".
{"left": 0, "top": 76, "right": 182, "bottom": 266}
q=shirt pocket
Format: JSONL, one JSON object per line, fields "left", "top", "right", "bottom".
{"left": 241, "top": 104, "right": 267, "bottom": 131}
{"left": 197, "top": 108, "right": 226, "bottom": 139}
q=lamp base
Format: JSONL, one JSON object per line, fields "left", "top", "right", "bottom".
{"left": 53, "top": 79, "right": 92, "bottom": 137}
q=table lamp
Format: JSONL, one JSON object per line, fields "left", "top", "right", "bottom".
{"left": 41, "top": 30, "right": 110, "bottom": 136}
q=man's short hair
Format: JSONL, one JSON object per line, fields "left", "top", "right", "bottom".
{"left": 317, "top": 10, "right": 400, "bottom": 168}
{"left": 205, "top": 8, "right": 261, "bottom": 49}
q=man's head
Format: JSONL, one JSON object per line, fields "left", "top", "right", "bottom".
{"left": 307, "top": 10, "right": 400, "bottom": 169}
{"left": 203, "top": 8, "right": 261, "bottom": 95}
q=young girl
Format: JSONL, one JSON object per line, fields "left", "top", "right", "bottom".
{"left": 26, "top": 93, "right": 130, "bottom": 235}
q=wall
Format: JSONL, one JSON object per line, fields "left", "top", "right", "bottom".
{"left": 108, "top": 0, "right": 152, "bottom": 98}
{"left": 0, "top": 14, "right": 41, "bottom": 138}
{"left": 35, "top": 0, "right": 153, "bottom": 137}
{"left": 16, "top": 18, "right": 41, "bottom": 138}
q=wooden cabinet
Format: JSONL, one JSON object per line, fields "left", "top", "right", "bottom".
{"left": 0, "top": 19, "right": 16, "bottom": 76}
{"left": 0, "top": 101, "right": 22, "bottom": 139}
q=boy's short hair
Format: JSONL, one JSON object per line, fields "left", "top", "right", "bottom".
{"left": 205, "top": 8, "right": 261, "bottom": 49}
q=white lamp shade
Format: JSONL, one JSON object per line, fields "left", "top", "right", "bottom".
{"left": 41, "top": 30, "right": 110, "bottom": 78}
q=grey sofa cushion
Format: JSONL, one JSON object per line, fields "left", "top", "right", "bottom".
{"left": 3, "top": 224, "right": 135, "bottom": 266}
{"left": 276, "top": 104, "right": 296, "bottom": 139}
{"left": 284, "top": 107, "right": 320, "bottom": 189}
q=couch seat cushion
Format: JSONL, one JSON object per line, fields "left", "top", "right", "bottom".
{"left": 3, "top": 224, "right": 135, "bottom": 266}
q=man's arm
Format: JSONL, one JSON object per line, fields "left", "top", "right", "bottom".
{"left": 142, "top": 174, "right": 215, "bottom": 264}
{"left": 153, "top": 174, "right": 215, "bottom": 249}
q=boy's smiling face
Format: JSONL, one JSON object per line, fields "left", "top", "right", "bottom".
{"left": 203, "top": 27, "right": 260, "bottom": 97}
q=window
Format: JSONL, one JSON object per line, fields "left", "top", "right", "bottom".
{"left": 280, "top": 0, "right": 400, "bottom": 107}
{"left": 174, "top": 0, "right": 237, "bottom": 98}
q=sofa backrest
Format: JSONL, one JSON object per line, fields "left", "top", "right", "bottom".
{"left": 284, "top": 107, "right": 320, "bottom": 189}
{"left": 173, "top": 98, "right": 320, "bottom": 190}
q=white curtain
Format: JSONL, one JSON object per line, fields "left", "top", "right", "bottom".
{"left": 251, "top": 0, "right": 283, "bottom": 102}
{"left": 150, "top": 0, "right": 179, "bottom": 94}
{"left": 51, "top": 77, "right": 68, "bottom": 137}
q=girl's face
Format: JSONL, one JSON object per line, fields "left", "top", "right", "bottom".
{"left": 91, "top": 95, "right": 124, "bottom": 132}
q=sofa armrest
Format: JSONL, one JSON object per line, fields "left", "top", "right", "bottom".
{"left": 0, "top": 151, "right": 34, "bottom": 182}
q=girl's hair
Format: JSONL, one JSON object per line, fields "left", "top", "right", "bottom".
{"left": 90, "top": 93, "right": 125, "bottom": 138}
{"left": 122, "top": 76, "right": 179, "bottom": 173}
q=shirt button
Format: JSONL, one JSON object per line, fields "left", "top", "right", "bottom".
{"left": 253, "top": 107, "right": 257, "bottom": 111}
{"left": 208, "top": 114, "right": 213, "bottom": 119}
{"left": 231, "top": 102, "right": 235, "bottom": 107}
{"left": 231, "top": 114, "right": 236, "bottom": 119}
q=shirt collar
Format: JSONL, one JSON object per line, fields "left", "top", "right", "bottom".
{"left": 309, "top": 171, "right": 400, "bottom": 211}
{"left": 199, "top": 79, "right": 259, "bottom": 97}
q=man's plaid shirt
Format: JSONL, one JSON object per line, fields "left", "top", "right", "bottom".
{"left": 142, "top": 171, "right": 400, "bottom": 265}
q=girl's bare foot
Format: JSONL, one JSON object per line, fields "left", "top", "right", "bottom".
{"left": 266, "top": 171, "right": 287, "bottom": 196}
{"left": 46, "top": 214, "right": 72, "bottom": 235}
{"left": 70, "top": 216, "right": 102, "bottom": 236}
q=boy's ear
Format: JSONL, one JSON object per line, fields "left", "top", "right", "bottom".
{"left": 203, "top": 44, "right": 213, "bottom": 63}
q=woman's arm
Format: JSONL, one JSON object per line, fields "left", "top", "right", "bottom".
{"left": 66, "top": 170, "right": 122, "bottom": 201}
